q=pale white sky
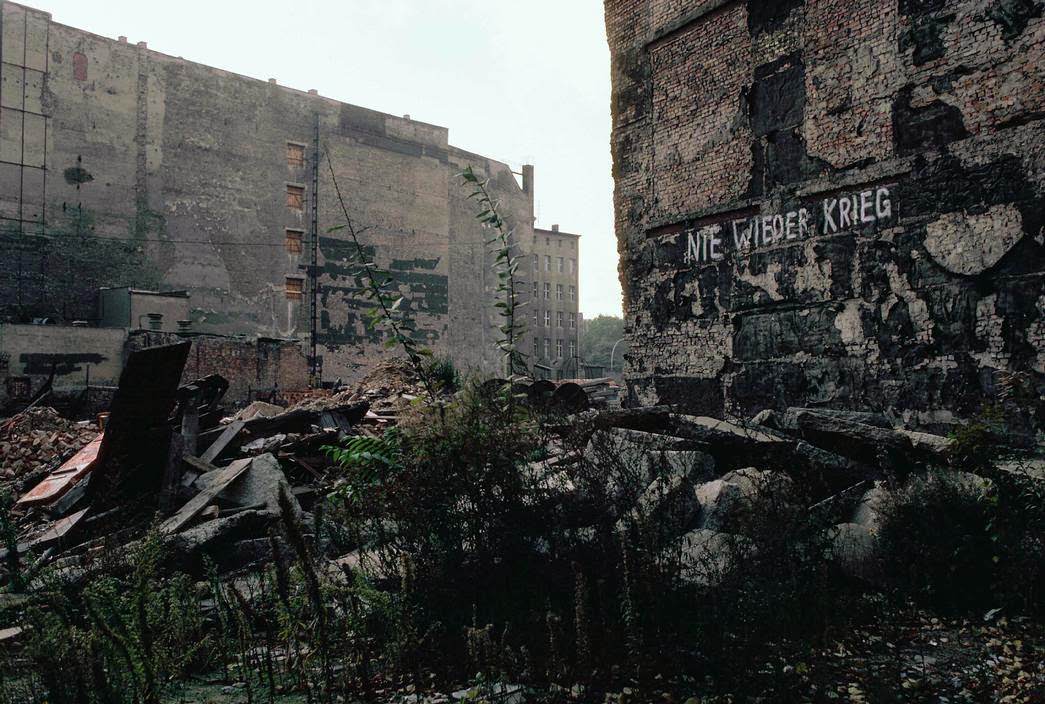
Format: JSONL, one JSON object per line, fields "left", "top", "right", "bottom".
{"left": 36, "top": 0, "right": 622, "bottom": 317}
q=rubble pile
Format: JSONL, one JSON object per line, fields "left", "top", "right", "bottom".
{"left": 0, "top": 408, "right": 97, "bottom": 486}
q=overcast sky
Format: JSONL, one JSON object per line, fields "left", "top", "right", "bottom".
{"left": 37, "top": 0, "right": 621, "bottom": 317}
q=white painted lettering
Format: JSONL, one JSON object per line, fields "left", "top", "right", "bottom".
{"left": 710, "top": 234, "right": 723, "bottom": 260}
{"left": 772, "top": 215, "right": 784, "bottom": 243}
{"left": 785, "top": 211, "right": 796, "bottom": 239}
{"left": 799, "top": 208, "right": 811, "bottom": 237}
{"left": 839, "top": 196, "right": 853, "bottom": 228}
{"left": 685, "top": 229, "right": 698, "bottom": 264}
{"left": 732, "top": 219, "right": 750, "bottom": 250}
{"left": 876, "top": 187, "right": 892, "bottom": 219}
{"left": 860, "top": 190, "right": 874, "bottom": 223}
{"left": 823, "top": 199, "right": 838, "bottom": 233}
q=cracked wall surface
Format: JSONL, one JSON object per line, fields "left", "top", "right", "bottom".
{"left": 605, "top": 0, "right": 1045, "bottom": 428}
{"left": 0, "top": 1, "right": 533, "bottom": 382}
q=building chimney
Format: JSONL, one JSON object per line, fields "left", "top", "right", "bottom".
{"left": 136, "top": 41, "right": 147, "bottom": 48}
{"left": 118, "top": 35, "right": 127, "bottom": 43}
{"left": 308, "top": 89, "right": 318, "bottom": 95}
{"left": 268, "top": 78, "right": 277, "bottom": 84}
{"left": 552, "top": 224, "right": 559, "bottom": 232}
{"left": 521, "top": 164, "right": 535, "bottom": 224}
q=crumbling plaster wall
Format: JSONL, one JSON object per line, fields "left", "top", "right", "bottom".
{"left": 605, "top": 0, "right": 1045, "bottom": 427}
{"left": 0, "top": 1, "right": 532, "bottom": 382}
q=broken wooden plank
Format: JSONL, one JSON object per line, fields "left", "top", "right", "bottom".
{"left": 27, "top": 508, "right": 90, "bottom": 550}
{"left": 159, "top": 458, "right": 252, "bottom": 535}
{"left": 17, "top": 433, "right": 103, "bottom": 507}
{"left": 182, "top": 454, "right": 220, "bottom": 476}
{"left": 201, "top": 420, "right": 245, "bottom": 464}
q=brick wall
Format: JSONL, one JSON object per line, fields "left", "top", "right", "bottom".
{"left": 605, "top": 0, "right": 1045, "bottom": 428}
{"left": 127, "top": 331, "right": 309, "bottom": 404}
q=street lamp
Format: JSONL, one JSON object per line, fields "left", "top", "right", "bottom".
{"left": 609, "top": 337, "right": 626, "bottom": 372}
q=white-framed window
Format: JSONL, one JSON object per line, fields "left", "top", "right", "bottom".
{"left": 569, "top": 312, "right": 576, "bottom": 329}
{"left": 544, "top": 255, "right": 551, "bottom": 272}
{"left": 543, "top": 338, "right": 550, "bottom": 358}
{"left": 556, "top": 284, "right": 563, "bottom": 301}
{"left": 544, "top": 283, "right": 551, "bottom": 299}
{"left": 557, "top": 257, "right": 564, "bottom": 273}
{"left": 544, "top": 311, "right": 550, "bottom": 327}
{"left": 533, "top": 308, "right": 538, "bottom": 326}
{"left": 569, "top": 258, "right": 575, "bottom": 274}
{"left": 533, "top": 337, "right": 539, "bottom": 356}
{"left": 557, "top": 311, "right": 564, "bottom": 328}
{"left": 569, "top": 285, "right": 576, "bottom": 302}
{"left": 532, "top": 281, "right": 539, "bottom": 297}
{"left": 556, "top": 339, "right": 563, "bottom": 358}
{"left": 532, "top": 254, "right": 539, "bottom": 271}
{"left": 569, "top": 340, "right": 576, "bottom": 358}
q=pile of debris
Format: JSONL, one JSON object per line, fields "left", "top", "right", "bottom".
{"left": 528, "top": 405, "right": 1042, "bottom": 588}
{"left": 0, "top": 408, "right": 97, "bottom": 488}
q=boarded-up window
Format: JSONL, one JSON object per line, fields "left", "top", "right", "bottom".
{"left": 286, "top": 185, "right": 305, "bottom": 210}
{"left": 285, "top": 277, "right": 304, "bottom": 300}
{"left": 72, "top": 52, "right": 87, "bottom": 81}
{"left": 287, "top": 143, "right": 306, "bottom": 168}
{"left": 285, "top": 228, "right": 304, "bottom": 253}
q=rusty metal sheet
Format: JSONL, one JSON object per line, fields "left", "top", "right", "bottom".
{"left": 17, "top": 433, "right": 102, "bottom": 507}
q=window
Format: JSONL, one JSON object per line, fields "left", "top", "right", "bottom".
{"left": 543, "top": 338, "right": 550, "bottom": 358}
{"left": 285, "top": 228, "right": 304, "bottom": 254}
{"left": 557, "top": 239, "right": 561, "bottom": 248}
{"left": 533, "top": 309, "right": 538, "bottom": 326}
{"left": 73, "top": 52, "right": 88, "bottom": 81}
{"left": 569, "top": 258, "right": 575, "bottom": 274}
{"left": 544, "top": 311, "right": 550, "bottom": 327}
{"left": 286, "top": 185, "right": 305, "bottom": 210}
{"left": 534, "top": 337, "right": 539, "bottom": 356}
{"left": 532, "top": 281, "right": 539, "bottom": 297}
{"left": 532, "top": 254, "right": 538, "bottom": 271}
{"left": 285, "top": 277, "right": 304, "bottom": 300}
{"left": 569, "top": 340, "right": 576, "bottom": 358}
{"left": 544, "top": 283, "right": 551, "bottom": 300}
{"left": 569, "top": 312, "right": 576, "bottom": 329}
{"left": 556, "top": 339, "right": 563, "bottom": 358}
{"left": 557, "top": 257, "right": 564, "bottom": 273}
{"left": 286, "top": 142, "right": 306, "bottom": 168}
{"left": 569, "top": 285, "right": 576, "bottom": 302}
{"left": 556, "top": 284, "right": 563, "bottom": 301}
{"left": 544, "top": 255, "right": 551, "bottom": 272}
{"left": 557, "top": 311, "right": 564, "bottom": 328}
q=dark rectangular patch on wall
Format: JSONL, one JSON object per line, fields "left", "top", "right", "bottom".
{"left": 748, "top": 0, "right": 804, "bottom": 36}
{"left": 750, "top": 53, "right": 805, "bottom": 136}
{"left": 653, "top": 375, "right": 725, "bottom": 417}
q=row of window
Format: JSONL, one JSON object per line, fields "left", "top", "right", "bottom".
{"left": 532, "top": 281, "right": 577, "bottom": 301}
{"left": 534, "top": 337, "right": 577, "bottom": 360}
{"left": 533, "top": 309, "right": 577, "bottom": 329}
{"left": 533, "top": 235, "right": 576, "bottom": 250}
{"left": 533, "top": 254, "right": 575, "bottom": 274}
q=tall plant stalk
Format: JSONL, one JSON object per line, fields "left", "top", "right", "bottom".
{"left": 459, "top": 166, "right": 527, "bottom": 390}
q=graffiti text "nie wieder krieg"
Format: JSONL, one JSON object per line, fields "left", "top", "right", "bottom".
{"left": 682, "top": 186, "right": 895, "bottom": 266}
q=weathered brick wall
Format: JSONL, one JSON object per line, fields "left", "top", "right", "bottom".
{"left": 127, "top": 331, "right": 309, "bottom": 404}
{"left": 606, "top": 0, "right": 1045, "bottom": 428}
{"left": 0, "top": 1, "right": 533, "bottom": 383}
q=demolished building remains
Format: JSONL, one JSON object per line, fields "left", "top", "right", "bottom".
{"left": 605, "top": 0, "right": 1045, "bottom": 428}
